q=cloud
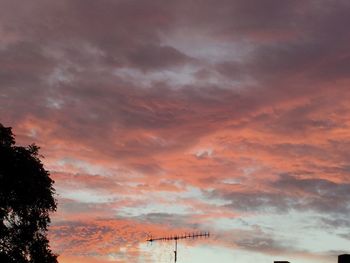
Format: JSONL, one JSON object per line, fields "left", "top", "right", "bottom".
{"left": 272, "top": 174, "right": 350, "bottom": 214}
{"left": 2, "top": 0, "right": 350, "bottom": 262}
{"left": 208, "top": 174, "right": 350, "bottom": 216}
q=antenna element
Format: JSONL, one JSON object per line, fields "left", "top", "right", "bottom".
{"left": 147, "top": 232, "right": 210, "bottom": 263}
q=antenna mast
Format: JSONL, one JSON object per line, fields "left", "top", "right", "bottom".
{"left": 147, "top": 232, "right": 210, "bottom": 263}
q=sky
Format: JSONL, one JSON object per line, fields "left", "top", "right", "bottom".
{"left": 1, "top": 0, "right": 350, "bottom": 263}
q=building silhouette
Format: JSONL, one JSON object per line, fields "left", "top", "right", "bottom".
{"left": 339, "top": 254, "right": 350, "bottom": 263}
{"left": 273, "top": 254, "right": 350, "bottom": 263}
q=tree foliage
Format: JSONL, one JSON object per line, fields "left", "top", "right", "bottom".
{"left": 0, "top": 124, "right": 57, "bottom": 263}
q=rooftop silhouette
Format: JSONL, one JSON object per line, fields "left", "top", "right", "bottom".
{"left": 339, "top": 254, "right": 350, "bottom": 263}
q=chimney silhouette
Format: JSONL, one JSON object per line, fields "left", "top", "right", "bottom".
{"left": 339, "top": 254, "right": 350, "bottom": 263}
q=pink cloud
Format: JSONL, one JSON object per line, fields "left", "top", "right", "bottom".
{"left": 2, "top": 0, "right": 350, "bottom": 262}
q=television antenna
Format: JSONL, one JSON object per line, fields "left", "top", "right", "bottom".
{"left": 147, "top": 232, "right": 210, "bottom": 263}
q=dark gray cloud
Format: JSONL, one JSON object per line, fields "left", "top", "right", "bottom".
{"left": 273, "top": 174, "right": 350, "bottom": 214}
{"left": 209, "top": 174, "right": 350, "bottom": 215}
{"left": 217, "top": 227, "right": 297, "bottom": 254}
{"left": 211, "top": 190, "right": 295, "bottom": 213}
{"left": 320, "top": 217, "right": 350, "bottom": 229}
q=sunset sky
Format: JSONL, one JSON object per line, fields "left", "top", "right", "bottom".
{"left": 1, "top": 0, "right": 350, "bottom": 263}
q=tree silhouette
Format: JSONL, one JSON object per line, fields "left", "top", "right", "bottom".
{"left": 0, "top": 124, "right": 58, "bottom": 263}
